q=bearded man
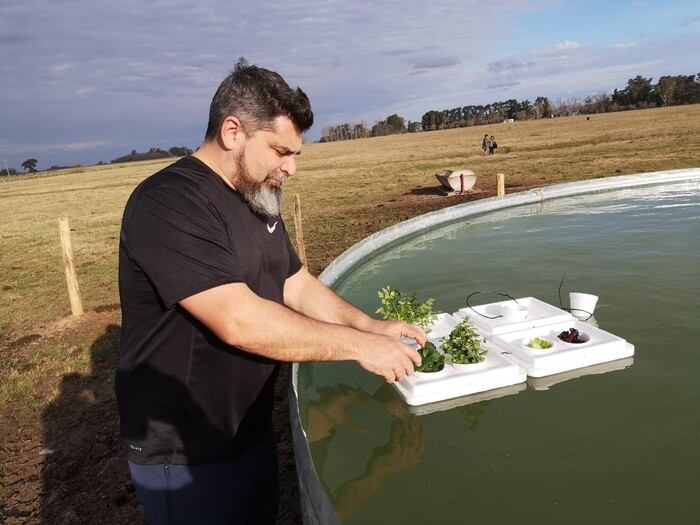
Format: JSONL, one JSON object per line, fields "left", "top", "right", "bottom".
{"left": 116, "top": 58, "right": 425, "bottom": 525}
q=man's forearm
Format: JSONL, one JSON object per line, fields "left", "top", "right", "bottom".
{"left": 182, "top": 282, "right": 370, "bottom": 363}
{"left": 283, "top": 268, "right": 378, "bottom": 331}
{"left": 181, "top": 282, "right": 421, "bottom": 382}
{"left": 222, "top": 292, "right": 374, "bottom": 362}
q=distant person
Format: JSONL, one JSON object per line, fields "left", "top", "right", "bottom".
{"left": 482, "top": 134, "right": 490, "bottom": 155}
{"left": 117, "top": 58, "right": 425, "bottom": 525}
{"left": 489, "top": 135, "right": 498, "bottom": 155}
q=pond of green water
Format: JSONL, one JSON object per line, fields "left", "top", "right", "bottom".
{"left": 298, "top": 182, "right": 700, "bottom": 524}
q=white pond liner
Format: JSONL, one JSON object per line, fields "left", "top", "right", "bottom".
{"left": 290, "top": 168, "right": 700, "bottom": 525}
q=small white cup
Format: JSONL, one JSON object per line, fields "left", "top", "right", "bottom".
{"left": 569, "top": 292, "right": 598, "bottom": 320}
{"left": 501, "top": 303, "right": 528, "bottom": 322}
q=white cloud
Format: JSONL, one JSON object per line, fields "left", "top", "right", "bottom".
{"left": 1, "top": 140, "right": 113, "bottom": 156}
{"left": 51, "top": 63, "right": 75, "bottom": 73}
{"left": 539, "top": 40, "right": 582, "bottom": 54}
{"left": 63, "top": 141, "right": 112, "bottom": 151}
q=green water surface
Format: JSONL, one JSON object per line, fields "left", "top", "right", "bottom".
{"left": 298, "top": 182, "right": 700, "bottom": 524}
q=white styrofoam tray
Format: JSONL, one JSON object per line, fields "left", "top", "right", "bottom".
{"left": 492, "top": 319, "right": 635, "bottom": 377}
{"left": 392, "top": 338, "right": 526, "bottom": 406}
{"left": 454, "top": 296, "right": 574, "bottom": 336}
{"left": 407, "top": 382, "right": 526, "bottom": 416}
{"left": 527, "top": 357, "right": 634, "bottom": 391}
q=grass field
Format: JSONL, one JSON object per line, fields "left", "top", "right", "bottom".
{"left": 1, "top": 104, "right": 699, "bottom": 522}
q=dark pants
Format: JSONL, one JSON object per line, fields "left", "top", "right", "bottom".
{"left": 128, "top": 433, "right": 279, "bottom": 525}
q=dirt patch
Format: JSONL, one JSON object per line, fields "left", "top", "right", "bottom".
{"left": 94, "top": 304, "right": 121, "bottom": 314}
{"left": 5, "top": 334, "right": 41, "bottom": 351}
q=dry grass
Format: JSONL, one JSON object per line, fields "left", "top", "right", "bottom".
{"left": 282, "top": 104, "right": 700, "bottom": 268}
{"left": 1, "top": 104, "right": 700, "bottom": 407}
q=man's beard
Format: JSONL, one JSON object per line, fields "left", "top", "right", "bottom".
{"left": 234, "top": 150, "right": 286, "bottom": 217}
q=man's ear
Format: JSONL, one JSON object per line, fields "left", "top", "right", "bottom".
{"left": 220, "top": 116, "right": 245, "bottom": 151}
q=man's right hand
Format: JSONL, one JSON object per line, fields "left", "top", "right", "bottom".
{"left": 356, "top": 335, "right": 422, "bottom": 383}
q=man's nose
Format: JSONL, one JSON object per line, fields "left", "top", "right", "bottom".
{"left": 280, "top": 155, "right": 296, "bottom": 177}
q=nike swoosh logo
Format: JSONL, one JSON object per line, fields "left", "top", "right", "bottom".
{"left": 267, "top": 221, "right": 278, "bottom": 233}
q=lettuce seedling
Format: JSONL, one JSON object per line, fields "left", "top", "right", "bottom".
{"left": 415, "top": 342, "right": 445, "bottom": 373}
{"left": 376, "top": 286, "right": 438, "bottom": 332}
{"left": 440, "top": 318, "right": 485, "bottom": 365}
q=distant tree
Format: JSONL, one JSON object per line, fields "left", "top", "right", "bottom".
{"left": 534, "top": 96, "right": 552, "bottom": 118}
{"left": 0, "top": 166, "right": 17, "bottom": 176}
{"left": 111, "top": 148, "right": 170, "bottom": 164}
{"left": 168, "top": 146, "right": 192, "bottom": 157}
{"left": 552, "top": 97, "right": 583, "bottom": 116}
{"left": 421, "top": 110, "right": 444, "bottom": 131}
{"left": 654, "top": 76, "right": 677, "bottom": 106}
{"left": 353, "top": 122, "right": 369, "bottom": 139}
{"left": 582, "top": 93, "right": 613, "bottom": 114}
{"left": 672, "top": 74, "right": 700, "bottom": 104}
{"left": 613, "top": 75, "right": 653, "bottom": 108}
{"left": 518, "top": 99, "right": 533, "bottom": 120}
{"left": 371, "top": 119, "right": 389, "bottom": 137}
{"left": 407, "top": 120, "right": 421, "bottom": 133}
{"left": 385, "top": 114, "right": 406, "bottom": 134}
{"left": 320, "top": 122, "right": 368, "bottom": 142}
{"left": 21, "top": 158, "right": 38, "bottom": 173}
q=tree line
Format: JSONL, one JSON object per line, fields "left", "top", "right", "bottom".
{"left": 320, "top": 72, "right": 700, "bottom": 142}
{"left": 109, "top": 146, "right": 193, "bottom": 164}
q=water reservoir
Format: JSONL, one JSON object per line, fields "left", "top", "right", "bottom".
{"left": 294, "top": 173, "right": 700, "bottom": 524}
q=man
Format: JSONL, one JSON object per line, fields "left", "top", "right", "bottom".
{"left": 482, "top": 133, "right": 490, "bottom": 155}
{"left": 489, "top": 135, "right": 497, "bottom": 155}
{"left": 117, "top": 58, "right": 425, "bottom": 524}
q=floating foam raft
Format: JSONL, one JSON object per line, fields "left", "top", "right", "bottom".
{"left": 392, "top": 297, "right": 635, "bottom": 406}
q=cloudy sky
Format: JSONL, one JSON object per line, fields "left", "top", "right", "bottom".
{"left": 1, "top": 0, "right": 699, "bottom": 169}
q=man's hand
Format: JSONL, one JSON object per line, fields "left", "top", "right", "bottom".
{"left": 365, "top": 319, "right": 427, "bottom": 347}
{"left": 356, "top": 334, "right": 422, "bottom": 383}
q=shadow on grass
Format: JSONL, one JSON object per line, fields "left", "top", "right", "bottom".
{"left": 408, "top": 186, "right": 445, "bottom": 196}
{"left": 40, "top": 324, "right": 144, "bottom": 524}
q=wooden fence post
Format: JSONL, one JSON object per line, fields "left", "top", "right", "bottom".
{"left": 58, "top": 217, "right": 84, "bottom": 317}
{"left": 292, "top": 194, "right": 307, "bottom": 267}
{"left": 497, "top": 173, "right": 505, "bottom": 197}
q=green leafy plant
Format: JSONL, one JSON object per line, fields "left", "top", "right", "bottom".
{"left": 440, "top": 318, "right": 485, "bottom": 365}
{"left": 376, "top": 286, "right": 438, "bottom": 331}
{"left": 415, "top": 342, "right": 445, "bottom": 373}
{"left": 527, "top": 337, "right": 553, "bottom": 349}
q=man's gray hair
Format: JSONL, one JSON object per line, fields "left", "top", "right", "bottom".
{"left": 205, "top": 58, "right": 313, "bottom": 140}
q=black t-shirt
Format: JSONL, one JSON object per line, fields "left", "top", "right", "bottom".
{"left": 117, "top": 156, "right": 302, "bottom": 465}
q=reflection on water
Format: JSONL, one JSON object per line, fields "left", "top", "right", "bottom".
{"left": 306, "top": 383, "right": 427, "bottom": 522}
{"left": 305, "top": 380, "right": 500, "bottom": 522}
{"left": 301, "top": 181, "right": 700, "bottom": 524}
{"left": 407, "top": 382, "right": 526, "bottom": 417}
{"left": 528, "top": 357, "right": 634, "bottom": 391}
